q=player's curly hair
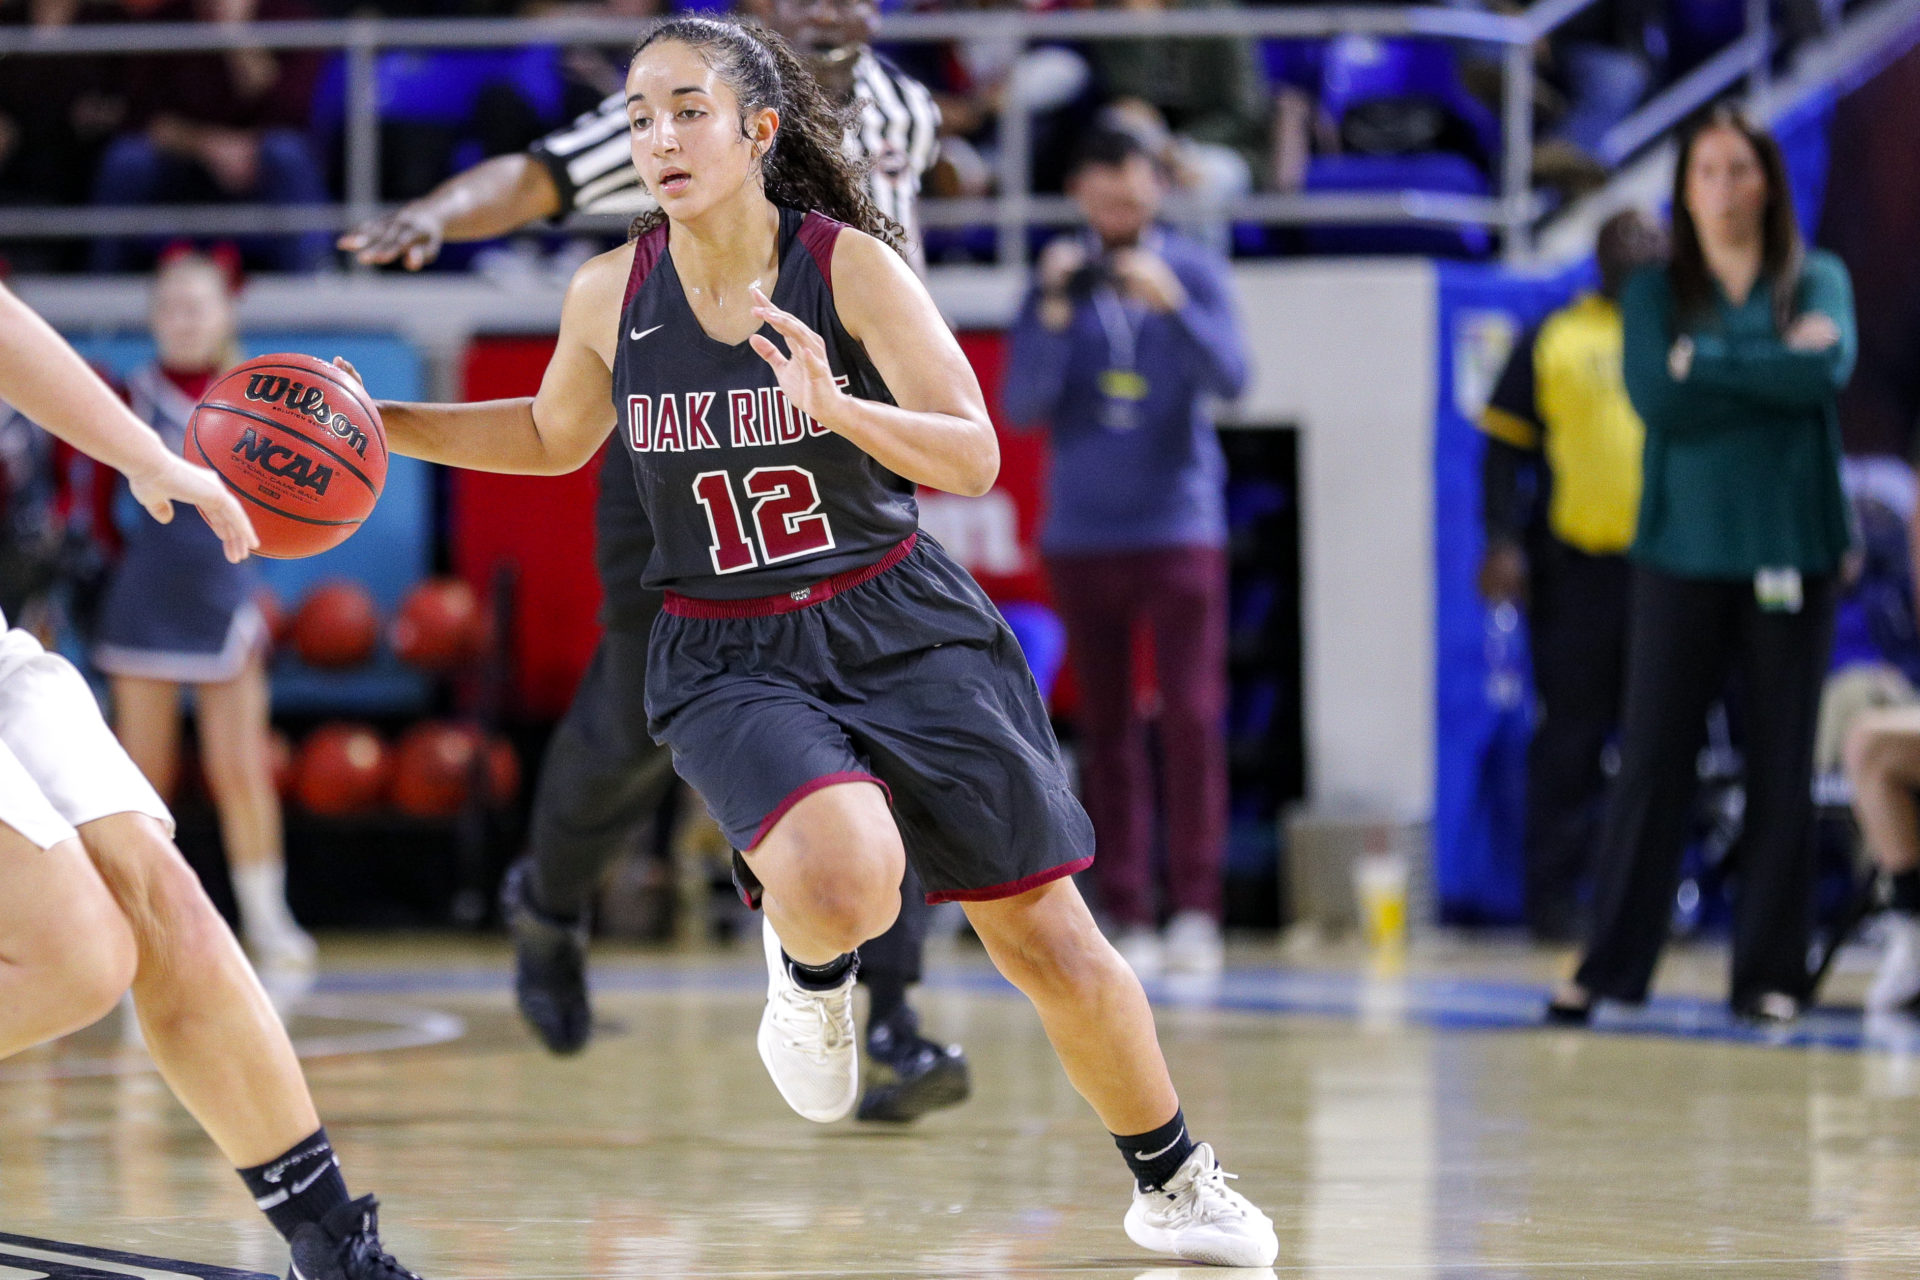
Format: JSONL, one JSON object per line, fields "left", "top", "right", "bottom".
{"left": 625, "top": 16, "right": 905, "bottom": 255}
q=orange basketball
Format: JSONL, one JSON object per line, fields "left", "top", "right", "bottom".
{"left": 388, "top": 722, "right": 519, "bottom": 817}
{"left": 291, "top": 579, "right": 381, "bottom": 669}
{"left": 389, "top": 721, "right": 478, "bottom": 818}
{"left": 294, "top": 722, "right": 391, "bottom": 816}
{"left": 188, "top": 352, "right": 387, "bottom": 559}
{"left": 391, "top": 577, "right": 486, "bottom": 672}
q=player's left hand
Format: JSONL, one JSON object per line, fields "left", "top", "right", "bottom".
{"left": 749, "top": 285, "right": 847, "bottom": 428}
{"left": 128, "top": 453, "right": 259, "bottom": 563}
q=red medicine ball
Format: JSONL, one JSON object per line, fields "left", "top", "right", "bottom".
{"left": 188, "top": 352, "right": 387, "bottom": 559}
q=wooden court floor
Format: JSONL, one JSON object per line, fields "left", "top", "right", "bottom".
{"left": 6, "top": 933, "right": 1920, "bottom": 1279}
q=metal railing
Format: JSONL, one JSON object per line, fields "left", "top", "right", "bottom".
{"left": 0, "top": 0, "right": 1783, "bottom": 266}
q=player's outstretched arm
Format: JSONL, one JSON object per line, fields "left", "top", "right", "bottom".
{"left": 0, "top": 283, "right": 258, "bottom": 562}
{"left": 352, "top": 244, "right": 624, "bottom": 476}
{"left": 750, "top": 230, "right": 999, "bottom": 497}
{"left": 339, "top": 153, "right": 565, "bottom": 271}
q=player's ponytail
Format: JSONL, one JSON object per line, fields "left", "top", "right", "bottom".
{"left": 626, "top": 16, "right": 906, "bottom": 255}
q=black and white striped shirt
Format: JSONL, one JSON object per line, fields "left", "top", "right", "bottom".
{"left": 530, "top": 51, "right": 940, "bottom": 262}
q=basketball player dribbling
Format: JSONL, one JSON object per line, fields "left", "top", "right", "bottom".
{"left": 0, "top": 283, "right": 425, "bottom": 1280}
{"left": 345, "top": 17, "right": 1277, "bottom": 1266}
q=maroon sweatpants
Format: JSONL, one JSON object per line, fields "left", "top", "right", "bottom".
{"left": 1044, "top": 544, "right": 1229, "bottom": 926}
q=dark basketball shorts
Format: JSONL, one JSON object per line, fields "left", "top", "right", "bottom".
{"left": 645, "top": 533, "right": 1094, "bottom": 905}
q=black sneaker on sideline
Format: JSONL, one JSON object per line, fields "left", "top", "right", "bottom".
{"left": 501, "top": 858, "right": 592, "bottom": 1055}
{"left": 287, "top": 1196, "right": 420, "bottom": 1280}
{"left": 857, "top": 1009, "right": 971, "bottom": 1123}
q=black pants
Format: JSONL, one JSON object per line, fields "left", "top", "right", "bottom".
{"left": 1576, "top": 566, "right": 1835, "bottom": 1006}
{"left": 526, "top": 623, "right": 932, "bottom": 992}
{"left": 1523, "top": 541, "right": 1631, "bottom": 937}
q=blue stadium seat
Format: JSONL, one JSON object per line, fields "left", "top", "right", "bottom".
{"left": 311, "top": 47, "right": 565, "bottom": 136}
{"left": 1301, "top": 152, "right": 1493, "bottom": 257}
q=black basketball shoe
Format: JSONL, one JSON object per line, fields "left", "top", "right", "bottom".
{"left": 501, "top": 858, "right": 592, "bottom": 1055}
{"left": 856, "top": 1005, "right": 971, "bottom": 1124}
{"left": 286, "top": 1196, "right": 420, "bottom": 1280}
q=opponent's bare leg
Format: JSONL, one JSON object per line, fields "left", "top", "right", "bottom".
{"left": 0, "top": 825, "right": 136, "bottom": 1056}
{"left": 77, "top": 810, "right": 316, "bottom": 1164}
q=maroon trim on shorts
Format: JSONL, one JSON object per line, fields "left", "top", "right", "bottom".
{"left": 623, "top": 224, "right": 670, "bottom": 311}
{"left": 925, "top": 855, "right": 1096, "bottom": 905}
{"left": 796, "top": 211, "right": 846, "bottom": 295}
{"left": 747, "top": 771, "right": 894, "bottom": 851}
{"left": 664, "top": 534, "right": 918, "bottom": 619}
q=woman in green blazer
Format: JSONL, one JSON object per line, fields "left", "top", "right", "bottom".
{"left": 1550, "top": 105, "right": 1856, "bottom": 1025}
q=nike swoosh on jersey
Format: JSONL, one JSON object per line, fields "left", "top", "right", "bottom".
{"left": 630, "top": 325, "right": 663, "bottom": 341}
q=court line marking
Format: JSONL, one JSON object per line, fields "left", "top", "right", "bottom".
{"left": 0, "top": 1241, "right": 266, "bottom": 1280}
{"left": 0, "top": 998, "right": 463, "bottom": 1083}
{"left": 291, "top": 962, "right": 1920, "bottom": 1055}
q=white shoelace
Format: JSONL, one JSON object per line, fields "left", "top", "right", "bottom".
{"left": 768, "top": 982, "right": 855, "bottom": 1061}
{"left": 1157, "top": 1161, "right": 1252, "bottom": 1229}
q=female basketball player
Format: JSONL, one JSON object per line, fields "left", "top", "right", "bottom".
{"left": 93, "top": 248, "right": 315, "bottom": 975}
{"left": 352, "top": 17, "right": 1276, "bottom": 1267}
{"left": 0, "top": 281, "right": 423, "bottom": 1280}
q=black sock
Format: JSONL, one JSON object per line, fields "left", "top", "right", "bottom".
{"left": 864, "top": 968, "right": 910, "bottom": 1034}
{"left": 784, "top": 950, "right": 857, "bottom": 992}
{"left": 1114, "top": 1108, "right": 1196, "bottom": 1192}
{"left": 1891, "top": 869, "right": 1920, "bottom": 914}
{"left": 237, "top": 1127, "right": 351, "bottom": 1242}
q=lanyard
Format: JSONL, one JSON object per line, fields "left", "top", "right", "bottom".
{"left": 1086, "top": 228, "right": 1158, "bottom": 430}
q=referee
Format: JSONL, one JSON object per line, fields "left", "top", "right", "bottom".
{"left": 340, "top": 0, "right": 959, "bottom": 1124}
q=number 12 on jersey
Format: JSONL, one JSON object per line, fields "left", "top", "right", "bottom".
{"left": 692, "top": 467, "right": 838, "bottom": 574}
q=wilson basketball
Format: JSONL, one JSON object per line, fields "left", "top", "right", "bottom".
{"left": 188, "top": 352, "right": 387, "bottom": 559}
{"left": 290, "top": 579, "right": 381, "bottom": 669}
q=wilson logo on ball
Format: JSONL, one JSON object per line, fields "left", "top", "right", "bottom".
{"left": 232, "top": 427, "right": 334, "bottom": 496}
{"left": 243, "top": 374, "right": 371, "bottom": 458}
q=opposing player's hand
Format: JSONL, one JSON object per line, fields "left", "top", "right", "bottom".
{"left": 129, "top": 454, "right": 259, "bottom": 563}
{"left": 339, "top": 205, "right": 446, "bottom": 271}
{"left": 749, "top": 286, "right": 847, "bottom": 428}
{"left": 330, "top": 356, "right": 366, "bottom": 391}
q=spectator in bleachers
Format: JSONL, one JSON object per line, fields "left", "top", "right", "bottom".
{"left": 90, "top": 0, "right": 328, "bottom": 273}
{"left": 1543, "top": 0, "right": 1654, "bottom": 161}
{"left": 1836, "top": 463, "right": 1920, "bottom": 1013}
{"left": 1083, "top": 0, "right": 1270, "bottom": 203}
{"left": 1549, "top": 105, "right": 1856, "bottom": 1026}
{"left": 91, "top": 247, "right": 316, "bottom": 976}
{"left": 1002, "top": 126, "right": 1248, "bottom": 979}
{"left": 1478, "top": 207, "right": 1667, "bottom": 944}
{"left": 0, "top": 0, "right": 126, "bottom": 270}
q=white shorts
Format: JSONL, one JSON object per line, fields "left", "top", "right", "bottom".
{"left": 0, "top": 626, "right": 173, "bottom": 850}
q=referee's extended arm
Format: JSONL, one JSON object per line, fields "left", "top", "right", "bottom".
{"left": 338, "top": 153, "right": 565, "bottom": 271}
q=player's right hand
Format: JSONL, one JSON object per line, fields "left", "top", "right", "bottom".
{"left": 339, "top": 205, "right": 445, "bottom": 271}
{"left": 129, "top": 454, "right": 259, "bottom": 563}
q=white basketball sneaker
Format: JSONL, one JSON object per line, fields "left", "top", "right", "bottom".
{"left": 1114, "top": 926, "right": 1166, "bottom": 980}
{"left": 1164, "top": 911, "right": 1225, "bottom": 978}
{"left": 756, "top": 916, "right": 858, "bottom": 1123}
{"left": 1868, "top": 911, "right": 1920, "bottom": 1012}
{"left": 1124, "top": 1143, "right": 1279, "bottom": 1268}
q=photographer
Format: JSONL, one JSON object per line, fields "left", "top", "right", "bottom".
{"left": 1003, "top": 126, "right": 1248, "bottom": 978}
